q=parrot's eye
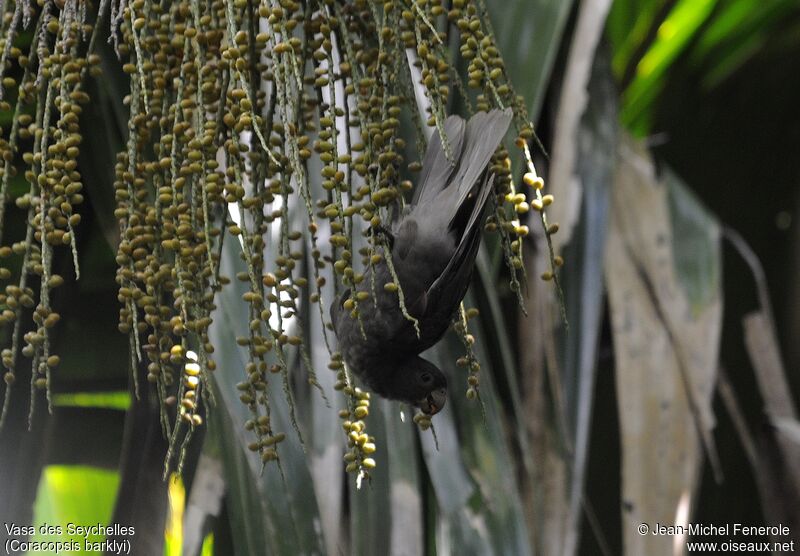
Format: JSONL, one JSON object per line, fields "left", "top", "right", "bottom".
{"left": 420, "top": 371, "right": 433, "bottom": 385}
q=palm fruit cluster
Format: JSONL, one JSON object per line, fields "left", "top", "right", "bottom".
{"left": 0, "top": 0, "right": 101, "bottom": 425}
{"left": 0, "top": 0, "right": 562, "bottom": 479}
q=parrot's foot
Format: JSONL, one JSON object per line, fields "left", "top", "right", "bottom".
{"left": 370, "top": 224, "right": 395, "bottom": 250}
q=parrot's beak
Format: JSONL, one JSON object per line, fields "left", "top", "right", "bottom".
{"left": 418, "top": 387, "right": 447, "bottom": 415}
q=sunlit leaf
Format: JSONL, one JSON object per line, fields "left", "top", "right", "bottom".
{"left": 620, "top": 0, "right": 716, "bottom": 133}
{"left": 164, "top": 475, "right": 185, "bottom": 556}
{"left": 31, "top": 466, "right": 119, "bottom": 549}
{"left": 608, "top": 0, "right": 674, "bottom": 80}
{"left": 52, "top": 391, "right": 130, "bottom": 411}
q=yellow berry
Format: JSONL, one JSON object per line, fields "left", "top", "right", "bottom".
{"left": 522, "top": 172, "right": 537, "bottom": 186}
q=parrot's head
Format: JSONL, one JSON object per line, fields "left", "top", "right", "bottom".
{"left": 405, "top": 357, "right": 448, "bottom": 416}
{"left": 372, "top": 356, "right": 448, "bottom": 415}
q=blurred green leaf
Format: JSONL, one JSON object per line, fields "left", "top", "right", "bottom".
{"left": 621, "top": 0, "right": 716, "bottom": 134}
{"left": 52, "top": 391, "right": 130, "bottom": 411}
{"left": 608, "top": 0, "right": 675, "bottom": 80}
{"left": 31, "top": 466, "right": 120, "bottom": 549}
{"left": 200, "top": 533, "right": 214, "bottom": 556}
{"left": 691, "top": 0, "right": 799, "bottom": 88}
{"left": 201, "top": 533, "right": 214, "bottom": 556}
{"left": 610, "top": 0, "right": 800, "bottom": 135}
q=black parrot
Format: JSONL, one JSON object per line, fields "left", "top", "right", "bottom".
{"left": 331, "top": 109, "right": 512, "bottom": 415}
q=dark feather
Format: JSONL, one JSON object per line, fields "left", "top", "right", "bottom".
{"left": 412, "top": 115, "right": 466, "bottom": 206}
{"left": 330, "top": 109, "right": 512, "bottom": 413}
{"left": 425, "top": 173, "right": 495, "bottom": 323}
{"left": 447, "top": 108, "right": 512, "bottom": 227}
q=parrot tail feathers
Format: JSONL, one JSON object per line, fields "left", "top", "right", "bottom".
{"left": 412, "top": 116, "right": 466, "bottom": 206}
{"left": 448, "top": 108, "right": 512, "bottom": 228}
